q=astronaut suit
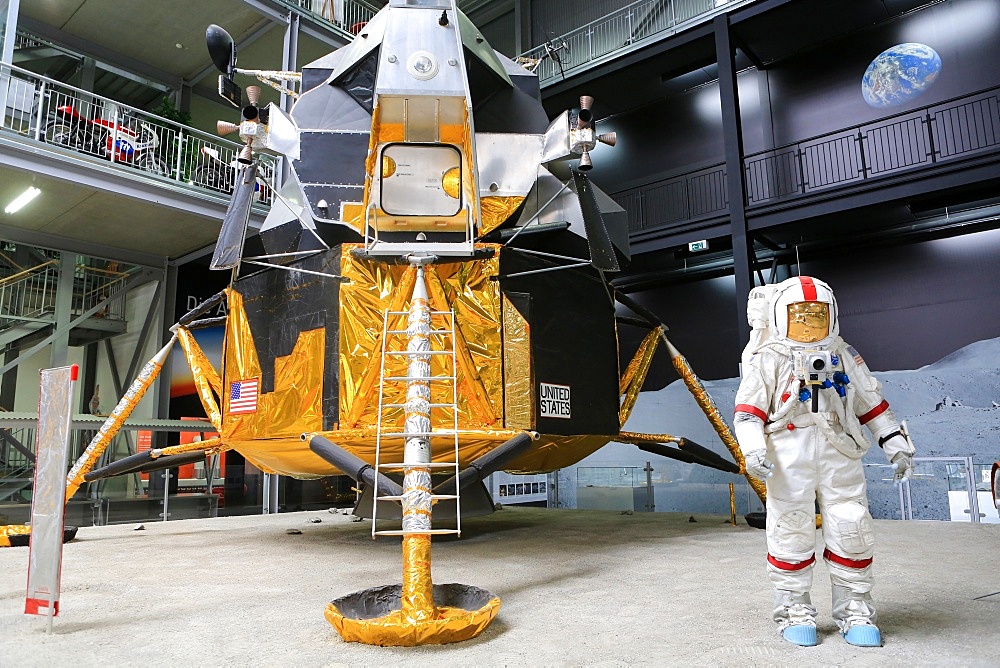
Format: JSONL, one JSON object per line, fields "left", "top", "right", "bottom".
{"left": 734, "top": 276, "right": 915, "bottom": 648}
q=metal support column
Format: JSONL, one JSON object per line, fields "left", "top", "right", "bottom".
{"left": 514, "top": 0, "right": 532, "bottom": 56}
{"left": 50, "top": 252, "right": 75, "bottom": 368}
{"left": 263, "top": 473, "right": 279, "bottom": 514}
{"left": 278, "top": 11, "right": 299, "bottom": 191}
{"left": 714, "top": 15, "right": 753, "bottom": 355}
{"left": 0, "top": 0, "right": 17, "bottom": 59}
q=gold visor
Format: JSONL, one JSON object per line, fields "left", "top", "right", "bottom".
{"left": 786, "top": 302, "right": 830, "bottom": 343}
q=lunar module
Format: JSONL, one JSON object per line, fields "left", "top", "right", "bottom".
{"left": 2, "top": 0, "right": 759, "bottom": 646}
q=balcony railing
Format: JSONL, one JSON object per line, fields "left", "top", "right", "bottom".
{"left": 518, "top": 0, "right": 754, "bottom": 85}
{"left": 0, "top": 62, "right": 276, "bottom": 206}
{"left": 616, "top": 163, "right": 729, "bottom": 234}
{"left": 616, "top": 85, "right": 1000, "bottom": 235}
{"left": 280, "top": 0, "right": 383, "bottom": 36}
{"left": 0, "top": 258, "right": 130, "bottom": 332}
{"left": 745, "top": 87, "right": 1000, "bottom": 204}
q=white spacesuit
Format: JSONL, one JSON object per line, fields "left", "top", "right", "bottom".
{"left": 734, "top": 276, "right": 915, "bottom": 648}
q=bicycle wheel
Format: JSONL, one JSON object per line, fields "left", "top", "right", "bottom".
{"left": 43, "top": 121, "right": 82, "bottom": 149}
{"left": 134, "top": 153, "right": 170, "bottom": 177}
{"left": 192, "top": 164, "right": 233, "bottom": 192}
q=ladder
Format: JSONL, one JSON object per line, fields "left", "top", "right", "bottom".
{"left": 371, "top": 307, "right": 462, "bottom": 538}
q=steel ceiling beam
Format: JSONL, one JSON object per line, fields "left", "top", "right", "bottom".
{"left": 238, "top": 0, "right": 352, "bottom": 47}
{"left": 17, "top": 16, "right": 182, "bottom": 89}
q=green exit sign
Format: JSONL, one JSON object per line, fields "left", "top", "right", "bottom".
{"left": 688, "top": 240, "right": 709, "bottom": 252}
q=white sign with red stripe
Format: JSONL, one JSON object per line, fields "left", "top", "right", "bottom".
{"left": 25, "top": 365, "right": 77, "bottom": 620}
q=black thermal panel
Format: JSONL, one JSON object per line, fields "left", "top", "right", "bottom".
{"left": 499, "top": 248, "right": 620, "bottom": 436}
{"left": 234, "top": 247, "right": 343, "bottom": 429}
{"left": 293, "top": 131, "right": 369, "bottom": 187}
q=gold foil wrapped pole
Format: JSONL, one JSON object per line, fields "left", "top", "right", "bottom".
{"left": 619, "top": 327, "right": 663, "bottom": 427}
{"left": 64, "top": 335, "right": 177, "bottom": 502}
{"left": 660, "top": 333, "right": 766, "bottom": 505}
{"left": 324, "top": 261, "right": 499, "bottom": 646}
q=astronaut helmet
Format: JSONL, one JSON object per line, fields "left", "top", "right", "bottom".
{"left": 769, "top": 276, "right": 839, "bottom": 347}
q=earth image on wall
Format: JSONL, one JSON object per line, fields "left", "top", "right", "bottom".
{"left": 861, "top": 43, "right": 942, "bottom": 109}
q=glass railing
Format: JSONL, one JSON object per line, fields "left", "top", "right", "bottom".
{"left": 518, "top": 0, "right": 755, "bottom": 85}
{"left": 0, "top": 62, "right": 276, "bottom": 205}
{"left": 574, "top": 461, "right": 762, "bottom": 517}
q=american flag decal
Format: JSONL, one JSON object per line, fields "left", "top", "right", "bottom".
{"left": 847, "top": 345, "right": 865, "bottom": 367}
{"left": 229, "top": 378, "right": 259, "bottom": 414}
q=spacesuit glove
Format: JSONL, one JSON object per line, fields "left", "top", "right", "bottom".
{"left": 890, "top": 451, "right": 913, "bottom": 483}
{"left": 743, "top": 449, "right": 774, "bottom": 481}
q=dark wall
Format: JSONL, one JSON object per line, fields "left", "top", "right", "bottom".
{"left": 802, "top": 228, "right": 1000, "bottom": 372}
{"left": 480, "top": 12, "right": 516, "bottom": 58}
{"left": 628, "top": 227, "right": 1000, "bottom": 385}
{"left": 592, "top": 71, "right": 764, "bottom": 192}
{"left": 595, "top": 0, "right": 1000, "bottom": 194}
{"left": 624, "top": 274, "right": 740, "bottom": 387}
{"left": 766, "top": 0, "right": 1000, "bottom": 146}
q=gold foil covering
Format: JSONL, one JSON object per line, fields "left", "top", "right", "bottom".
{"left": 177, "top": 326, "right": 222, "bottom": 431}
{"left": 221, "top": 288, "right": 325, "bottom": 443}
{"left": 667, "top": 340, "right": 766, "bottom": 504}
{"left": 339, "top": 249, "right": 503, "bottom": 431}
{"left": 362, "top": 102, "right": 382, "bottom": 219}
{"left": 479, "top": 196, "right": 525, "bottom": 236}
{"left": 325, "top": 594, "right": 501, "bottom": 646}
{"left": 616, "top": 430, "right": 683, "bottom": 446}
{"left": 502, "top": 295, "right": 533, "bottom": 429}
{"left": 158, "top": 437, "right": 225, "bottom": 457}
{"left": 382, "top": 155, "right": 397, "bottom": 178}
{"left": 503, "top": 433, "right": 613, "bottom": 473}
{"left": 341, "top": 263, "right": 417, "bottom": 427}
{"left": 0, "top": 524, "right": 30, "bottom": 548}
{"left": 730, "top": 482, "right": 737, "bottom": 526}
{"left": 461, "top": 107, "right": 479, "bottom": 233}
{"left": 341, "top": 202, "right": 364, "bottom": 233}
{"left": 442, "top": 167, "right": 460, "bottom": 199}
{"left": 425, "top": 266, "right": 499, "bottom": 425}
{"left": 619, "top": 327, "right": 662, "bottom": 427}
{"left": 402, "top": 534, "right": 435, "bottom": 621}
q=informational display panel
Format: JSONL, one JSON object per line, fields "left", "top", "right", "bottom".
{"left": 25, "top": 365, "right": 77, "bottom": 617}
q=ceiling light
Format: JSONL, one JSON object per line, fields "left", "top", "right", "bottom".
{"left": 5, "top": 186, "right": 41, "bottom": 214}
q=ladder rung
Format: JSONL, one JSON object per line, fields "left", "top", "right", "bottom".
{"left": 386, "top": 329, "right": 453, "bottom": 335}
{"left": 385, "top": 350, "right": 453, "bottom": 356}
{"left": 386, "top": 310, "right": 454, "bottom": 316}
{"left": 371, "top": 494, "right": 460, "bottom": 502}
{"left": 382, "top": 376, "right": 455, "bottom": 382}
{"left": 376, "top": 461, "right": 458, "bottom": 469}
{"left": 374, "top": 529, "right": 461, "bottom": 536}
{"left": 378, "top": 432, "right": 455, "bottom": 438}
{"left": 382, "top": 403, "right": 453, "bottom": 409}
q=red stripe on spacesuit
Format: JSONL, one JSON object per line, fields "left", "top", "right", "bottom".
{"left": 858, "top": 400, "right": 890, "bottom": 424}
{"left": 767, "top": 553, "right": 816, "bottom": 571}
{"left": 735, "top": 404, "right": 768, "bottom": 422}
{"left": 823, "top": 548, "right": 873, "bottom": 569}
{"left": 799, "top": 276, "right": 817, "bottom": 301}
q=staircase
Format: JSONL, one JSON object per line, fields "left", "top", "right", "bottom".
{"left": 370, "top": 303, "right": 463, "bottom": 538}
{"left": 0, "top": 426, "right": 36, "bottom": 504}
{"left": 0, "top": 255, "right": 129, "bottom": 349}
